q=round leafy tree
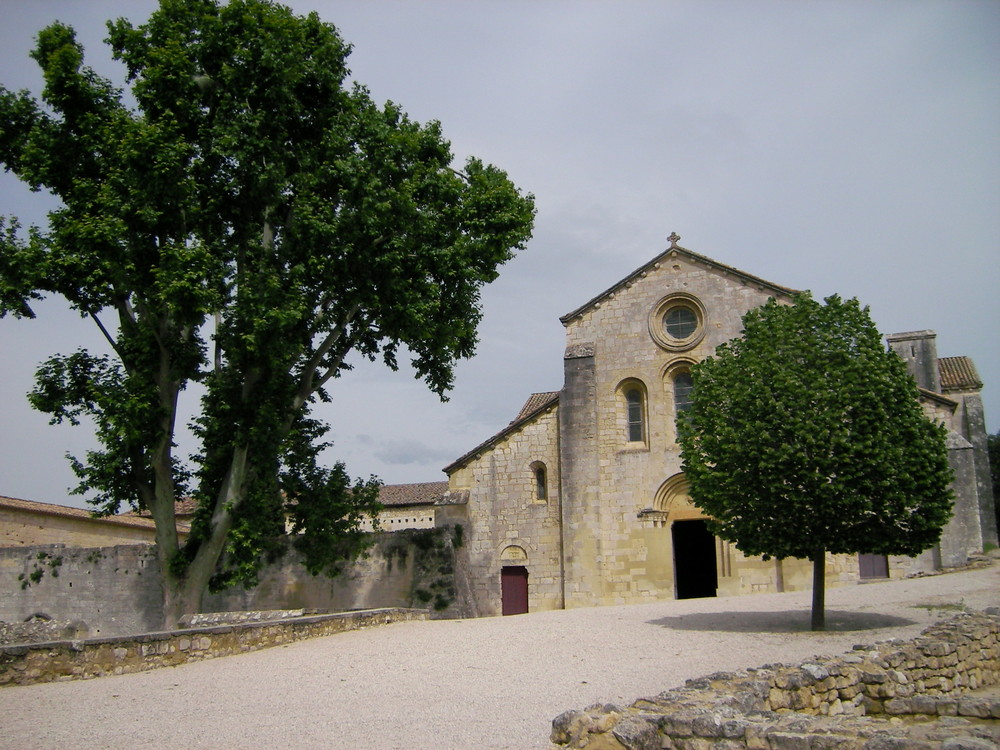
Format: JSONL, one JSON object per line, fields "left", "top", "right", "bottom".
{"left": 678, "top": 293, "right": 953, "bottom": 629}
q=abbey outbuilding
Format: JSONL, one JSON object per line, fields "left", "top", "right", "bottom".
{"left": 434, "top": 235, "right": 995, "bottom": 617}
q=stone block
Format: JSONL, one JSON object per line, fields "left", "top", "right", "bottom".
{"left": 956, "top": 698, "right": 994, "bottom": 718}
{"left": 883, "top": 698, "right": 911, "bottom": 715}
{"left": 611, "top": 716, "right": 660, "bottom": 750}
{"left": 935, "top": 700, "right": 958, "bottom": 716}
{"left": 859, "top": 668, "right": 888, "bottom": 684}
{"left": 769, "top": 688, "right": 791, "bottom": 710}
{"left": 766, "top": 732, "right": 814, "bottom": 750}
{"left": 550, "top": 710, "right": 594, "bottom": 745}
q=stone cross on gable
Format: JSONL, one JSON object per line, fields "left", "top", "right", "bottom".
{"left": 667, "top": 232, "right": 681, "bottom": 248}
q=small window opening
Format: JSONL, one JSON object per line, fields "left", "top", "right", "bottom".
{"left": 626, "top": 388, "right": 644, "bottom": 442}
{"left": 673, "top": 371, "right": 694, "bottom": 414}
{"left": 535, "top": 466, "right": 547, "bottom": 501}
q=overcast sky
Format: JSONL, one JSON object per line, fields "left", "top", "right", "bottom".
{"left": 1, "top": 0, "right": 997, "bottom": 510}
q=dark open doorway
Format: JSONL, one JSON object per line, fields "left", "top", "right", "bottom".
{"left": 501, "top": 566, "right": 529, "bottom": 615}
{"left": 672, "top": 519, "right": 718, "bottom": 599}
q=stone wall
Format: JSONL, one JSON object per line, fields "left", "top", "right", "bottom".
{"left": 449, "top": 402, "right": 564, "bottom": 616}
{"left": 0, "top": 527, "right": 464, "bottom": 636}
{"left": 551, "top": 611, "right": 1000, "bottom": 749}
{"left": 0, "top": 608, "right": 425, "bottom": 687}
{"left": 0, "top": 545, "right": 163, "bottom": 636}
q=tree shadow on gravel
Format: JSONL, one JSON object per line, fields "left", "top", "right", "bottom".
{"left": 648, "top": 610, "right": 916, "bottom": 633}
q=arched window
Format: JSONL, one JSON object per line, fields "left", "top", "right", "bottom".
{"left": 617, "top": 378, "right": 648, "bottom": 447}
{"left": 625, "top": 387, "right": 644, "bottom": 443}
{"left": 673, "top": 371, "right": 694, "bottom": 414}
{"left": 533, "top": 463, "right": 547, "bottom": 501}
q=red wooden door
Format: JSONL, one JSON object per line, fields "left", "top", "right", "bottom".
{"left": 501, "top": 566, "right": 528, "bottom": 615}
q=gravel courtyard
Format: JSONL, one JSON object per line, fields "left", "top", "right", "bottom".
{"left": 1, "top": 563, "right": 997, "bottom": 749}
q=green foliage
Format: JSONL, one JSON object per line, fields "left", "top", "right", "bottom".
{"left": 18, "top": 551, "right": 63, "bottom": 589}
{"left": 679, "top": 293, "right": 954, "bottom": 562}
{"left": 0, "top": 0, "right": 533, "bottom": 617}
{"left": 382, "top": 526, "right": 458, "bottom": 611}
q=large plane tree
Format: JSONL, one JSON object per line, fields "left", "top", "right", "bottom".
{"left": 678, "top": 293, "right": 953, "bottom": 630}
{"left": 0, "top": 0, "right": 534, "bottom": 626}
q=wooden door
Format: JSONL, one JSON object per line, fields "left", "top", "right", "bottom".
{"left": 858, "top": 553, "right": 889, "bottom": 579}
{"left": 501, "top": 566, "right": 529, "bottom": 615}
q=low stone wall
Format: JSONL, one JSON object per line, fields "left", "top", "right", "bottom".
{"left": 0, "top": 607, "right": 426, "bottom": 687}
{"left": 1, "top": 527, "right": 466, "bottom": 637}
{"left": 551, "top": 611, "right": 1000, "bottom": 749}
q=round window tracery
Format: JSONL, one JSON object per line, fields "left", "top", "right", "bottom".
{"left": 649, "top": 293, "right": 707, "bottom": 351}
{"left": 664, "top": 306, "right": 697, "bottom": 339}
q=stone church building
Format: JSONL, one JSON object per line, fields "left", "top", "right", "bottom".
{"left": 436, "top": 236, "right": 995, "bottom": 617}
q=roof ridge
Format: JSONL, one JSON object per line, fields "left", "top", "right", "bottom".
{"left": 444, "top": 391, "right": 560, "bottom": 475}
{"left": 559, "top": 243, "right": 799, "bottom": 325}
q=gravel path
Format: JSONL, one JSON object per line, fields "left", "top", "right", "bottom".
{"left": 2, "top": 564, "right": 997, "bottom": 749}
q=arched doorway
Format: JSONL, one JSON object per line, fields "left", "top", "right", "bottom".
{"left": 672, "top": 519, "right": 717, "bottom": 599}
{"left": 655, "top": 474, "right": 720, "bottom": 600}
{"left": 500, "top": 546, "right": 529, "bottom": 615}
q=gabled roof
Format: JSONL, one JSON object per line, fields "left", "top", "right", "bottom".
{"left": 939, "top": 356, "right": 982, "bottom": 391}
{"left": 559, "top": 240, "right": 799, "bottom": 325}
{"left": 512, "top": 391, "right": 561, "bottom": 422}
{"left": 0, "top": 494, "right": 169, "bottom": 531}
{"left": 378, "top": 481, "right": 449, "bottom": 508}
{"left": 443, "top": 392, "right": 559, "bottom": 475}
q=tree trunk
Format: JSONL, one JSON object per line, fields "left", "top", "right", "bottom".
{"left": 161, "top": 576, "right": 207, "bottom": 630}
{"left": 158, "top": 446, "right": 250, "bottom": 629}
{"left": 811, "top": 549, "right": 826, "bottom": 631}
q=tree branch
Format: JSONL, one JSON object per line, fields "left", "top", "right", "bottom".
{"left": 293, "top": 302, "right": 360, "bottom": 409}
{"left": 88, "top": 310, "right": 124, "bottom": 360}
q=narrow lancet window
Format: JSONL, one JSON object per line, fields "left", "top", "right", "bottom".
{"left": 626, "top": 388, "right": 644, "bottom": 442}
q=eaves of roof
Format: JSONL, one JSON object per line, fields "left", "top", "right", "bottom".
{"left": 0, "top": 495, "right": 190, "bottom": 532}
{"left": 378, "top": 481, "right": 449, "bottom": 508}
{"left": 443, "top": 391, "right": 559, "bottom": 475}
{"left": 916, "top": 386, "right": 958, "bottom": 410}
{"left": 559, "top": 244, "right": 799, "bottom": 325}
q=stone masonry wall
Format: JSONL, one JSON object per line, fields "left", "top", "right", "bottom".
{"left": 0, "top": 608, "right": 426, "bottom": 687}
{"left": 451, "top": 404, "right": 563, "bottom": 616}
{"left": 551, "top": 611, "right": 1000, "bottom": 749}
{"left": 561, "top": 252, "right": 797, "bottom": 607}
{"left": 0, "top": 545, "right": 163, "bottom": 636}
{"left": 1, "top": 528, "right": 462, "bottom": 636}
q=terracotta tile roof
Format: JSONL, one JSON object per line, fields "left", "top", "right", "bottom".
{"left": 443, "top": 391, "right": 560, "bottom": 475}
{"left": 513, "top": 391, "right": 561, "bottom": 423}
{"left": 378, "top": 481, "right": 449, "bottom": 507}
{"left": 0, "top": 494, "right": 164, "bottom": 531}
{"left": 560, "top": 244, "right": 799, "bottom": 324}
{"left": 120, "top": 497, "right": 200, "bottom": 520}
{"left": 939, "top": 356, "right": 982, "bottom": 391}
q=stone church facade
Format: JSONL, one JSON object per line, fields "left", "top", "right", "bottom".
{"left": 438, "top": 237, "right": 996, "bottom": 617}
